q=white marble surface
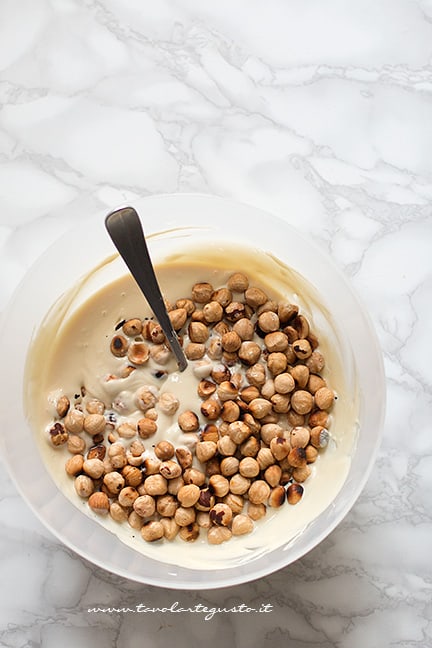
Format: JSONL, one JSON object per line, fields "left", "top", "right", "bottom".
{"left": 0, "top": 0, "right": 431, "bottom": 646}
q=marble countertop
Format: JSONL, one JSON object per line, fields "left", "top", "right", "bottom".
{"left": 0, "top": 1, "right": 431, "bottom": 646}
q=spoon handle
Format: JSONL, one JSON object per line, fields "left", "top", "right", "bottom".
{"left": 105, "top": 207, "right": 188, "bottom": 372}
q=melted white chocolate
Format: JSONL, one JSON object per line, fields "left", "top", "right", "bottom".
{"left": 25, "top": 243, "right": 358, "bottom": 569}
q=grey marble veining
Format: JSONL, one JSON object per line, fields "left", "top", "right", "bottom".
{"left": 1, "top": 1, "right": 431, "bottom": 646}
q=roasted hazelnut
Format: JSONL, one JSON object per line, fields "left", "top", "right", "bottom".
{"left": 225, "top": 301, "right": 246, "bottom": 322}
{"left": 159, "top": 459, "right": 182, "bottom": 479}
{"left": 82, "top": 458, "right": 105, "bottom": 479}
{"left": 290, "top": 426, "right": 310, "bottom": 448}
{"left": 270, "top": 437, "right": 291, "bottom": 461}
{"left": 110, "top": 335, "right": 129, "bottom": 357}
{"left": 290, "top": 364, "right": 310, "bottom": 389}
{"left": 118, "top": 486, "right": 139, "bottom": 507}
{"left": 288, "top": 447, "right": 307, "bottom": 468}
{"left": 65, "top": 454, "right": 84, "bottom": 476}
{"left": 67, "top": 434, "right": 86, "bottom": 454}
{"left": 157, "top": 392, "right": 179, "bottom": 416}
{"left": 174, "top": 506, "right": 196, "bottom": 527}
{"left": 228, "top": 420, "right": 251, "bottom": 444}
{"left": 123, "top": 318, "right": 143, "bottom": 337}
{"left": 179, "top": 522, "right": 200, "bottom": 542}
{"left": 188, "top": 321, "right": 209, "bottom": 343}
{"left": 239, "top": 435, "right": 260, "bottom": 457}
{"left": 192, "top": 282, "right": 214, "bottom": 303}
{"left": 209, "top": 503, "right": 232, "bottom": 527}
{"left": 74, "top": 474, "right": 94, "bottom": 499}
{"left": 248, "top": 480, "right": 270, "bottom": 505}
{"left": 211, "top": 363, "right": 231, "bottom": 384}
{"left": 238, "top": 341, "right": 261, "bottom": 365}
{"left": 207, "top": 526, "right": 232, "bottom": 545}
{"left": 239, "top": 457, "right": 260, "bottom": 478}
{"left": 260, "top": 423, "right": 283, "bottom": 445}
{"left": 310, "top": 426, "right": 330, "bottom": 448}
{"left": 195, "top": 440, "right": 218, "bottom": 463}
{"left": 220, "top": 456, "right": 240, "bottom": 477}
{"left": 154, "top": 440, "right": 175, "bottom": 460}
{"left": 207, "top": 338, "right": 223, "bottom": 360}
{"left": 305, "top": 444, "right": 319, "bottom": 463}
{"left": 264, "top": 331, "right": 288, "bottom": 353}
{"left": 175, "top": 446, "right": 193, "bottom": 470}
{"left": 268, "top": 485, "right": 286, "bottom": 508}
{"left": 197, "top": 380, "right": 216, "bottom": 400}
{"left": 88, "top": 491, "right": 110, "bottom": 514}
{"left": 264, "top": 464, "right": 282, "bottom": 488}
{"left": 244, "top": 287, "right": 267, "bottom": 309}
{"left": 160, "top": 517, "right": 180, "bottom": 540}
{"left": 144, "top": 474, "right": 168, "bottom": 496}
{"left": 128, "top": 510, "right": 144, "bottom": 530}
{"left": 307, "top": 374, "right": 327, "bottom": 394}
{"left": 217, "top": 435, "right": 237, "bottom": 456}
{"left": 196, "top": 488, "right": 215, "bottom": 512}
{"left": 56, "top": 395, "right": 70, "bottom": 418}
{"left": 109, "top": 501, "right": 128, "bottom": 523}
{"left": 287, "top": 483, "right": 304, "bottom": 505}
{"left": 64, "top": 409, "right": 84, "bottom": 434}
{"left": 116, "top": 422, "right": 136, "bottom": 439}
{"left": 222, "top": 493, "right": 244, "bottom": 514}
{"left": 274, "top": 372, "right": 295, "bottom": 394}
{"left": 308, "top": 409, "right": 329, "bottom": 428}
{"left": 287, "top": 410, "right": 305, "bottom": 427}
{"left": 200, "top": 424, "right": 219, "bottom": 443}
{"left": 167, "top": 475, "right": 185, "bottom": 496}
{"left": 229, "top": 473, "right": 251, "bottom": 495}
{"left": 258, "top": 311, "right": 280, "bottom": 333}
{"left": 245, "top": 363, "right": 266, "bottom": 387}
{"left": 227, "top": 272, "right": 249, "bottom": 292}
{"left": 305, "top": 350, "right": 325, "bottom": 373}
{"left": 141, "top": 520, "right": 164, "bottom": 542}
{"left": 203, "top": 301, "right": 224, "bottom": 323}
{"left": 209, "top": 474, "right": 230, "bottom": 497}
{"left": 176, "top": 297, "right": 195, "bottom": 315}
{"left": 178, "top": 410, "right": 200, "bottom": 432}
{"left": 136, "top": 418, "right": 157, "bottom": 439}
{"left": 290, "top": 390, "right": 314, "bottom": 415}
{"left": 270, "top": 393, "right": 291, "bottom": 413}
{"left": 220, "top": 400, "right": 241, "bottom": 423}
{"left": 200, "top": 399, "right": 221, "bottom": 420}
{"left": 233, "top": 318, "right": 254, "bottom": 341}
{"left": 157, "top": 494, "right": 179, "bottom": 517}
{"left": 183, "top": 468, "right": 206, "bottom": 486}
{"left": 267, "top": 352, "right": 287, "bottom": 376}
{"left": 278, "top": 302, "right": 299, "bottom": 324}
{"left": 133, "top": 494, "right": 156, "bottom": 518}
{"left": 257, "top": 447, "right": 276, "bottom": 471}
{"left": 292, "top": 465, "right": 312, "bottom": 483}
{"left": 127, "top": 342, "right": 150, "bottom": 365}
{"left": 215, "top": 382, "right": 237, "bottom": 404}
{"left": 169, "top": 308, "right": 188, "bottom": 330}
{"left": 135, "top": 386, "right": 158, "bottom": 412}
{"left": 293, "top": 338, "right": 312, "bottom": 360}
{"left": 248, "top": 398, "right": 272, "bottom": 420}
{"left": 103, "top": 471, "right": 125, "bottom": 494}
{"left": 314, "top": 387, "right": 335, "bottom": 410}
{"left": 185, "top": 343, "right": 206, "bottom": 360}
{"left": 49, "top": 422, "right": 68, "bottom": 446}
{"left": 247, "top": 502, "right": 267, "bottom": 521}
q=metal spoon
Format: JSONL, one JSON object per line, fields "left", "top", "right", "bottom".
{"left": 105, "top": 206, "right": 188, "bottom": 372}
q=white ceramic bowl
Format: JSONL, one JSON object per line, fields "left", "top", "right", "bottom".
{"left": 0, "top": 194, "right": 385, "bottom": 589}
